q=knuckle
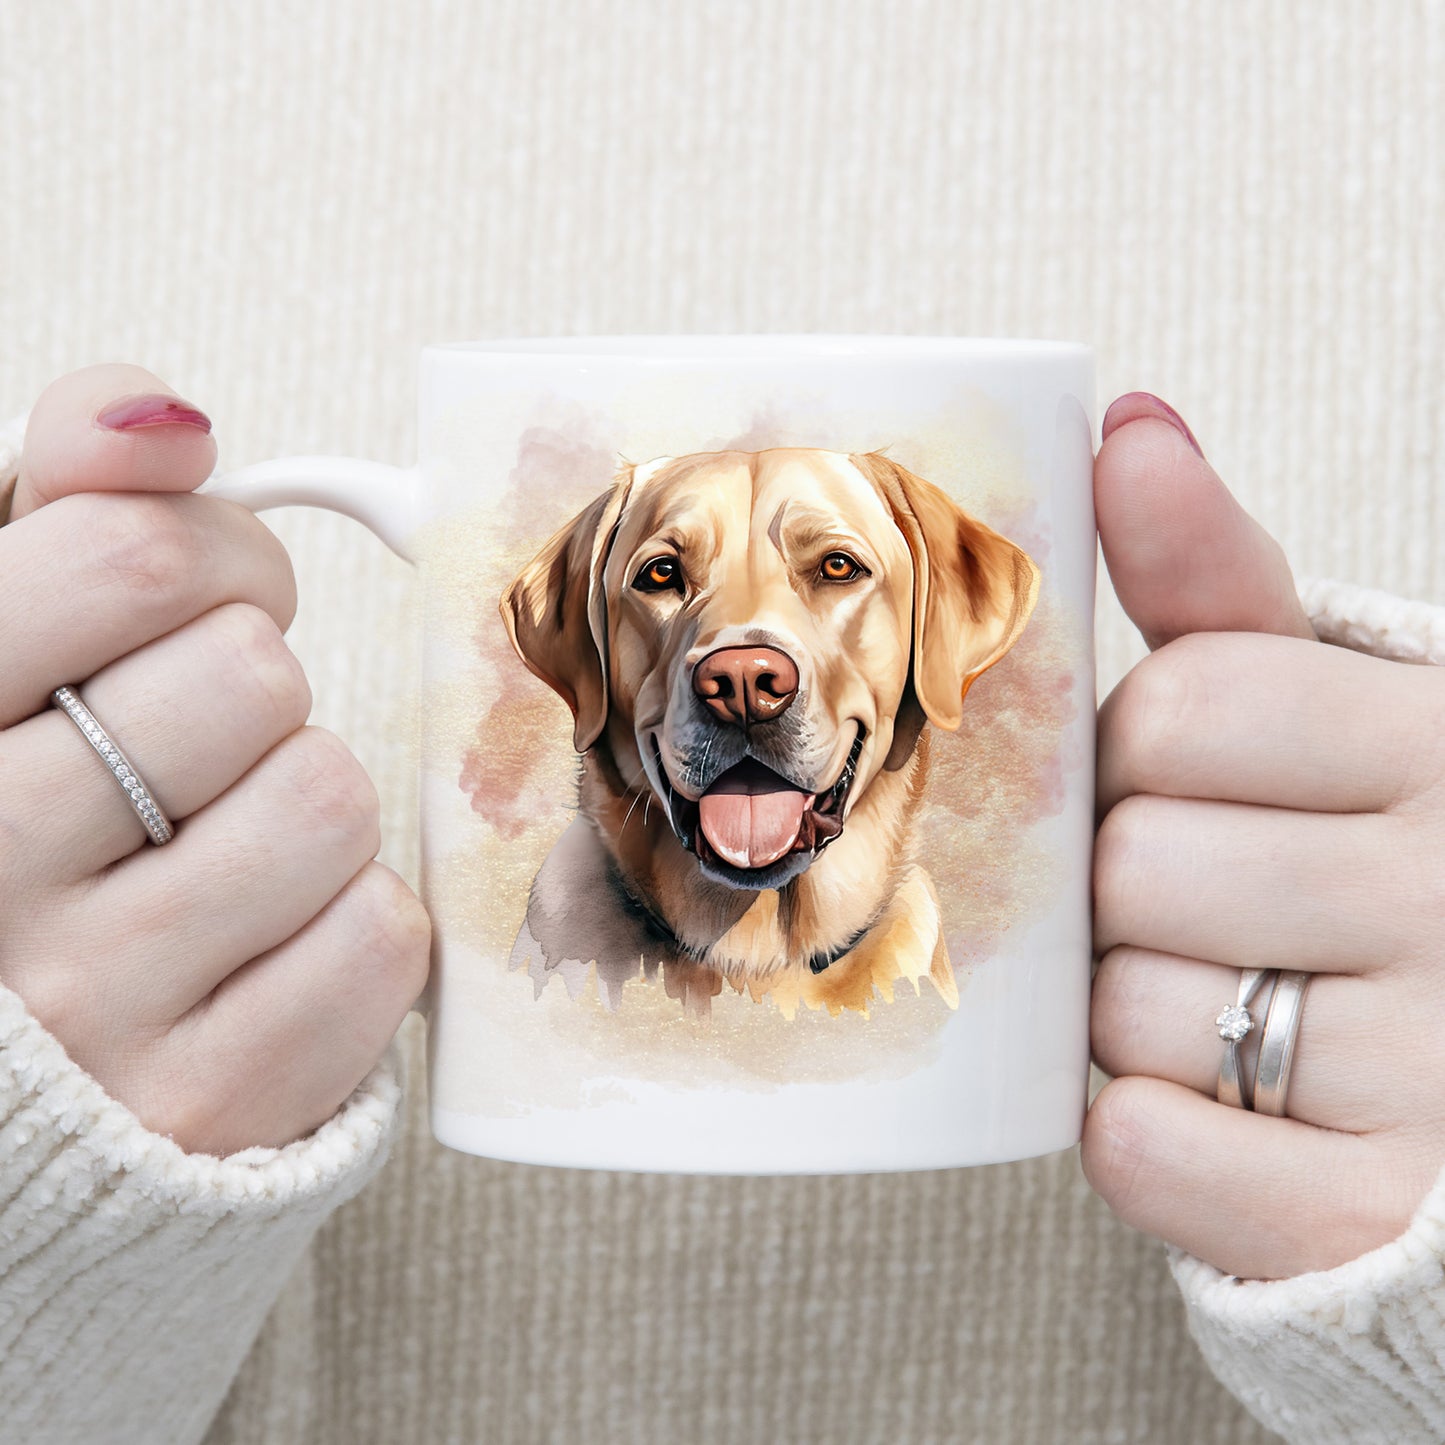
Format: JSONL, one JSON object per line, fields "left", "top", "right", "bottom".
{"left": 208, "top": 602, "right": 311, "bottom": 731}
{"left": 286, "top": 727, "right": 381, "bottom": 847}
{"left": 1109, "top": 637, "right": 1208, "bottom": 773}
{"left": 1092, "top": 793, "right": 1159, "bottom": 934}
{"left": 1089, "top": 947, "right": 1146, "bottom": 1076}
{"left": 81, "top": 492, "right": 198, "bottom": 608}
{"left": 345, "top": 864, "right": 432, "bottom": 1001}
{"left": 219, "top": 501, "right": 300, "bottom": 627}
{"left": 1080, "top": 1076, "right": 1157, "bottom": 1221}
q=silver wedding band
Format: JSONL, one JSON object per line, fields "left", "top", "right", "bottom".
{"left": 50, "top": 684, "right": 175, "bottom": 845}
{"left": 1252, "top": 970, "right": 1312, "bottom": 1117}
{"left": 1215, "top": 966, "right": 1310, "bottom": 1117}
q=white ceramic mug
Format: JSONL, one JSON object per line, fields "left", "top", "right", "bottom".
{"left": 199, "top": 335, "right": 1097, "bottom": 1174}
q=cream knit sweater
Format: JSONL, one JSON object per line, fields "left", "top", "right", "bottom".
{"left": 3, "top": 7, "right": 1443, "bottom": 1443}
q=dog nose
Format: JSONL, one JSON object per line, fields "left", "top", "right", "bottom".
{"left": 693, "top": 646, "right": 799, "bottom": 725}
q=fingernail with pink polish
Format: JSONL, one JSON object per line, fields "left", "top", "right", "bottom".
{"left": 1101, "top": 391, "right": 1205, "bottom": 459}
{"left": 95, "top": 393, "right": 212, "bottom": 434}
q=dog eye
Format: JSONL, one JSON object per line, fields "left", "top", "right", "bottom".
{"left": 633, "top": 556, "right": 684, "bottom": 593}
{"left": 818, "top": 552, "right": 866, "bottom": 582}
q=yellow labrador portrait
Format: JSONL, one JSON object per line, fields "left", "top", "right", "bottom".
{"left": 500, "top": 448, "right": 1040, "bottom": 1018}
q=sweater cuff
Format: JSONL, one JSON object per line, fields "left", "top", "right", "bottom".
{"left": 0, "top": 977, "right": 403, "bottom": 1444}
{"left": 1166, "top": 1158, "right": 1445, "bottom": 1444}
{"left": 1167, "top": 573, "right": 1445, "bottom": 1445}
{"left": 1299, "top": 575, "right": 1445, "bottom": 666}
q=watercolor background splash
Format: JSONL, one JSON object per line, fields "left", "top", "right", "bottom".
{"left": 414, "top": 379, "right": 1087, "bottom": 1109}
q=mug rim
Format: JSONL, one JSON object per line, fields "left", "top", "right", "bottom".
{"left": 422, "top": 333, "right": 1093, "bottom": 361}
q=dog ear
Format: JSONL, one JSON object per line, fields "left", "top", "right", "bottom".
{"left": 500, "top": 467, "right": 634, "bottom": 752}
{"left": 854, "top": 452, "right": 1040, "bottom": 731}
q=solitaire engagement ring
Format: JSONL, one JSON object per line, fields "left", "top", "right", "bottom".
{"left": 1216, "top": 967, "right": 1275, "bottom": 1110}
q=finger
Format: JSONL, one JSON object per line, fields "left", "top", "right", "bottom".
{"left": 1096, "top": 630, "right": 1445, "bottom": 819}
{"left": 11, "top": 362, "right": 216, "bottom": 521}
{"left": 1096, "top": 393, "right": 1317, "bottom": 649}
{"left": 49, "top": 727, "right": 382, "bottom": 1021}
{"left": 140, "top": 862, "right": 428, "bottom": 1155}
{"left": 1090, "top": 947, "right": 1414, "bottom": 1132}
{"left": 1081, "top": 1074, "right": 1420, "bottom": 1279}
{"left": 0, "top": 603, "right": 312, "bottom": 883}
{"left": 1093, "top": 795, "right": 1416, "bottom": 974}
{"left": 0, "top": 489, "right": 297, "bottom": 727}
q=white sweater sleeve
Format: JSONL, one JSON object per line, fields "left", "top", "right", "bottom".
{"left": 1168, "top": 574, "right": 1445, "bottom": 1445}
{"left": 0, "top": 414, "right": 405, "bottom": 1445}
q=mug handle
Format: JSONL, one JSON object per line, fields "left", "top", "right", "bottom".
{"left": 197, "top": 454, "right": 432, "bottom": 1020}
{"left": 196, "top": 455, "right": 424, "bottom": 563}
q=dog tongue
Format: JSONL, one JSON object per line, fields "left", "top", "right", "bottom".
{"left": 697, "top": 759, "right": 812, "bottom": 870}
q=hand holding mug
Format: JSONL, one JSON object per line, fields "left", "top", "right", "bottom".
{"left": 0, "top": 364, "right": 429, "bottom": 1156}
{"left": 1084, "top": 394, "right": 1445, "bottom": 1280}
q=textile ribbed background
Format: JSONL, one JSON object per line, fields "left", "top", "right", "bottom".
{"left": 3, "top": 3, "right": 1441, "bottom": 1442}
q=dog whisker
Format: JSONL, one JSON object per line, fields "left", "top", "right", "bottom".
{"left": 620, "top": 783, "right": 649, "bottom": 838}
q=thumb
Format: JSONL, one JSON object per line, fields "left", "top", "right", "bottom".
{"left": 1096, "top": 392, "right": 1316, "bottom": 650}
{"left": 11, "top": 362, "right": 216, "bottom": 522}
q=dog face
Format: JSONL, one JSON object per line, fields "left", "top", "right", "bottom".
{"left": 502, "top": 448, "right": 1039, "bottom": 892}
